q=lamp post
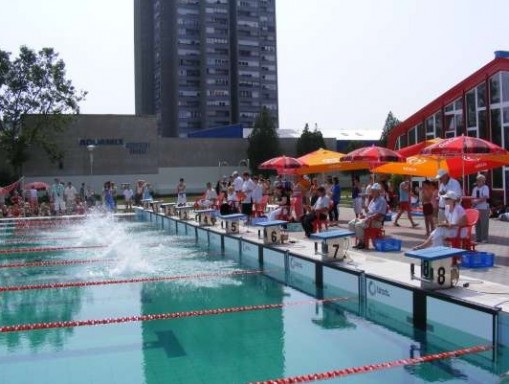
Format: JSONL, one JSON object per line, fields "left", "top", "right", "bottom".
{"left": 87, "top": 144, "right": 95, "bottom": 177}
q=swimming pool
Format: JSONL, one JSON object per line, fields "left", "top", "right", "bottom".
{"left": 0, "top": 214, "right": 506, "bottom": 383}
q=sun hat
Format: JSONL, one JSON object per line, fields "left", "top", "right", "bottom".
{"left": 476, "top": 174, "right": 486, "bottom": 180}
{"left": 444, "top": 190, "right": 459, "bottom": 201}
{"left": 436, "top": 169, "right": 448, "bottom": 179}
{"left": 371, "top": 183, "right": 382, "bottom": 191}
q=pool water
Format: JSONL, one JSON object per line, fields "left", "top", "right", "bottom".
{"left": 0, "top": 215, "right": 506, "bottom": 383}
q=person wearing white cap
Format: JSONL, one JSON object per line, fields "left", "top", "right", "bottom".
{"left": 412, "top": 190, "right": 467, "bottom": 250}
{"left": 471, "top": 174, "right": 490, "bottom": 243}
{"left": 349, "top": 183, "right": 387, "bottom": 249}
{"left": 436, "top": 169, "right": 462, "bottom": 223}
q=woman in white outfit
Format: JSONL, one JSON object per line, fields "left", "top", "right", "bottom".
{"left": 412, "top": 191, "right": 467, "bottom": 250}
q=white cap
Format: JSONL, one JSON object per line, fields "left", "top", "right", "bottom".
{"left": 231, "top": 171, "right": 238, "bottom": 177}
{"left": 476, "top": 174, "right": 486, "bottom": 180}
{"left": 371, "top": 183, "right": 382, "bottom": 191}
{"left": 444, "top": 190, "right": 459, "bottom": 201}
{"left": 436, "top": 169, "right": 448, "bottom": 179}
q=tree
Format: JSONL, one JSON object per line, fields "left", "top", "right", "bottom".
{"left": 296, "top": 123, "right": 327, "bottom": 156}
{"left": 247, "top": 107, "right": 280, "bottom": 176}
{"left": 0, "top": 46, "right": 87, "bottom": 177}
{"left": 379, "top": 111, "right": 400, "bottom": 148}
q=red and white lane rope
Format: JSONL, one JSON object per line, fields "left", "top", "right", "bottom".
{"left": 0, "top": 269, "right": 266, "bottom": 292}
{"left": 2, "top": 236, "right": 80, "bottom": 244}
{"left": 0, "top": 245, "right": 107, "bottom": 255}
{"left": 0, "top": 258, "right": 115, "bottom": 269}
{"left": 0, "top": 297, "right": 348, "bottom": 333}
{"left": 249, "top": 344, "right": 493, "bottom": 384}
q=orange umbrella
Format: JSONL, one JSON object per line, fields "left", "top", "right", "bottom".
{"left": 295, "top": 148, "right": 368, "bottom": 174}
{"left": 259, "top": 155, "right": 307, "bottom": 175}
{"left": 374, "top": 154, "right": 509, "bottom": 178}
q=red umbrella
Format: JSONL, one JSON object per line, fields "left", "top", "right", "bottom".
{"left": 421, "top": 135, "right": 507, "bottom": 156}
{"left": 341, "top": 145, "right": 406, "bottom": 164}
{"left": 24, "top": 181, "right": 50, "bottom": 190}
{"left": 259, "top": 156, "right": 307, "bottom": 175}
{"left": 397, "top": 138, "right": 444, "bottom": 157}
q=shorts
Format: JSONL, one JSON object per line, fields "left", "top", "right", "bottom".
{"left": 422, "top": 202, "right": 433, "bottom": 216}
{"left": 399, "top": 202, "right": 411, "bottom": 211}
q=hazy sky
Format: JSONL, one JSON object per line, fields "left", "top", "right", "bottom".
{"left": 1, "top": 0, "right": 509, "bottom": 139}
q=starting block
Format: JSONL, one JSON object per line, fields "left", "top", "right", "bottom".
{"left": 310, "top": 229, "right": 355, "bottom": 261}
{"left": 218, "top": 213, "right": 246, "bottom": 234}
{"left": 150, "top": 200, "right": 163, "bottom": 213}
{"left": 254, "top": 220, "right": 288, "bottom": 245}
{"left": 195, "top": 209, "right": 216, "bottom": 226}
{"left": 141, "top": 199, "right": 153, "bottom": 210}
{"left": 161, "top": 203, "right": 176, "bottom": 216}
{"left": 174, "top": 205, "right": 193, "bottom": 220}
{"left": 405, "top": 246, "right": 465, "bottom": 289}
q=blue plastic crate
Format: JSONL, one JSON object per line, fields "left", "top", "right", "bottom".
{"left": 374, "top": 238, "right": 402, "bottom": 252}
{"left": 461, "top": 252, "right": 494, "bottom": 268}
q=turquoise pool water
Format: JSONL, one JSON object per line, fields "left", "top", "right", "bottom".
{"left": 0, "top": 216, "right": 506, "bottom": 383}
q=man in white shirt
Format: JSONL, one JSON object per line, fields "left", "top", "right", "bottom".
{"left": 232, "top": 171, "right": 244, "bottom": 193}
{"left": 436, "top": 169, "right": 462, "bottom": 223}
{"left": 471, "top": 174, "right": 490, "bottom": 242}
{"left": 64, "top": 181, "right": 77, "bottom": 214}
{"left": 241, "top": 172, "right": 256, "bottom": 218}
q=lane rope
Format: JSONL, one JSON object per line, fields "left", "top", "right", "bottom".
{"left": 0, "top": 258, "right": 115, "bottom": 269}
{"left": 0, "top": 245, "right": 108, "bottom": 255}
{"left": 0, "top": 297, "right": 348, "bottom": 333}
{"left": 249, "top": 344, "right": 493, "bottom": 384}
{"left": 0, "top": 269, "right": 266, "bottom": 292}
{"left": 1, "top": 236, "right": 80, "bottom": 244}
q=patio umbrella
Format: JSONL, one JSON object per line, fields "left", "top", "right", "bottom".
{"left": 23, "top": 181, "right": 50, "bottom": 190}
{"left": 340, "top": 145, "right": 405, "bottom": 170}
{"left": 420, "top": 135, "right": 508, "bottom": 193}
{"left": 420, "top": 135, "right": 507, "bottom": 157}
{"left": 259, "top": 155, "right": 307, "bottom": 175}
{"left": 373, "top": 154, "right": 509, "bottom": 178}
{"left": 295, "top": 148, "right": 369, "bottom": 174}
{"left": 397, "top": 138, "right": 443, "bottom": 158}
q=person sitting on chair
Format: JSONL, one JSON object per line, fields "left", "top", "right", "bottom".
{"left": 300, "top": 186, "right": 330, "bottom": 238}
{"left": 268, "top": 185, "right": 290, "bottom": 221}
{"left": 412, "top": 191, "right": 466, "bottom": 250}
{"left": 349, "top": 183, "right": 387, "bottom": 249}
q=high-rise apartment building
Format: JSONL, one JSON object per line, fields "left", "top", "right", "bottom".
{"left": 134, "top": 0, "right": 279, "bottom": 137}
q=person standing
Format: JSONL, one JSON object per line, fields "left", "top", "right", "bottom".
{"left": 393, "top": 175, "right": 418, "bottom": 228}
{"left": 421, "top": 180, "right": 436, "bottom": 236}
{"left": 329, "top": 176, "right": 341, "bottom": 225}
{"left": 240, "top": 171, "right": 256, "bottom": 219}
{"left": 176, "top": 178, "right": 187, "bottom": 206}
{"left": 123, "top": 184, "right": 134, "bottom": 211}
{"left": 436, "top": 169, "right": 462, "bottom": 223}
{"left": 64, "top": 181, "right": 77, "bottom": 214}
{"left": 50, "top": 178, "right": 65, "bottom": 215}
{"left": 352, "top": 176, "right": 363, "bottom": 218}
{"left": 471, "top": 174, "right": 490, "bottom": 243}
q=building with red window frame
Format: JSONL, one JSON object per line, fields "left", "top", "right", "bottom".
{"left": 387, "top": 51, "right": 509, "bottom": 207}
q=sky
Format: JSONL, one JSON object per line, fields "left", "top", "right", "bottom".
{"left": 1, "top": 0, "right": 509, "bottom": 139}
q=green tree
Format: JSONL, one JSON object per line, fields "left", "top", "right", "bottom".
{"left": 379, "top": 111, "right": 400, "bottom": 148}
{"left": 296, "top": 123, "right": 327, "bottom": 156}
{"left": 0, "top": 46, "right": 87, "bottom": 177}
{"left": 247, "top": 107, "right": 280, "bottom": 176}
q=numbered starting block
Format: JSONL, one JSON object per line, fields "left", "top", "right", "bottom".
{"left": 150, "top": 200, "right": 163, "bottom": 213}
{"left": 405, "top": 246, "right": 465, "bottom": 290}
{"left": 161, "top": 203, "right": 176, "bottom": 216}
{"left": 218, "top": 213, "right": 246, "bottom": 234}
{"left": 254, "top": 220, "right": 288, "bottom": 245}
{"left": 195, "top": 209, "right": 216, "bottom": 226}
{"left": 174, "top": 205, "right": 193, "bottom": 220}
{"left": 310, "top": 229, "right": 355, "bottom": 261}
